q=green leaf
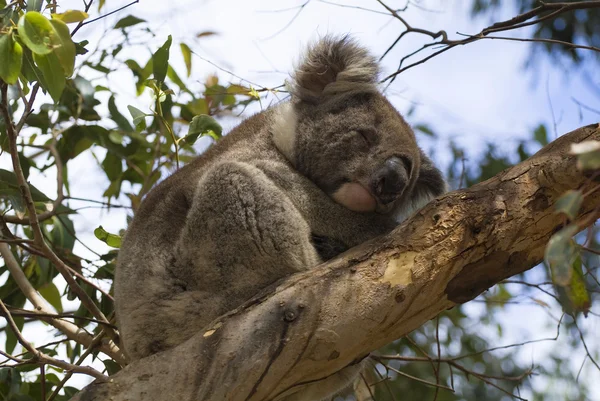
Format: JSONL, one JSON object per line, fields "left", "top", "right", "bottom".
{"left": 108, "top": 96, "right": 133, "bottom": 132}
{"left": 26, "top": 0, "right": 43, "bottom": 12}
{"left": 102, "top": 151, "right": 123, "bottom": 181}
{"left": 152, "top": 35, "right": 172, "bottom": 83}
{"left": 33, "top": 52, "right": 65, "bottom": 101}
{"left": 183, "top": 114, "right": 222, "bottom": 145}
{"left": 0, "top": 168, "right": 51, "bottom": 202}
{"left": 114, "top": 15, "right": 145, "bottom": 29}
{"left": 20, "top": 48, "right": 45, "bottom": 83}
{"left": 167, "top": 65, "right": 188, "bottom": 92}
{"left": 0, "top": 33, "right": 23, "bottom": 84}
{"left": 5, "top": 317, "right": 24, "bottom": 354}
{"left": 17, "top": 11, "right": 54, "bottom": 55}
{"left": 180, "top": 42, "right": 192, "bottom": 77}
{"left": 414, "top": 124, "right": 435, "bottom": 137}
{"left": 554, "top": 190, "right": 583, "bottom": 220}
{"left": 545, "top": 225, "right": 579, "bottom": 286}
{"left": 127, "top": 105, "right": 147, "bottom": 131}
{"left": 102, "top": 359, "right": 122, "bottom": 375}
{"left": 51, "top": 10, "right": 89, "bottom": 24}
{"left": 94, "top": 226, "right": 122, "bottom": 248}
{"left": 566, "top": 257, "right": 591, "bottom": 315}
{"left": 75, "top": 39, "right": 89, "bottom": 55}
{"left": 51, "top": 213, "right": 77, "bottom": 251}
{"left": 533, "top": 124, "right": 548, "bottom": 146}
{"left": 38, "top": 282, "right": 63, "bottom": 312}
{"left": 48, "top": 19, "right": 76, "bottom": 77}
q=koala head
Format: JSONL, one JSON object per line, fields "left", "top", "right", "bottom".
{"left": 272, "top": 36, "right": 446, "bottom": 217}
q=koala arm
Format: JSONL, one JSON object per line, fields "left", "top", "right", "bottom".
{"left": 253, "top": 159, "right": 399, "bottom": 257}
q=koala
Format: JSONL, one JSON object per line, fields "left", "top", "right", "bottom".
{"left": 114, "top": 36, "right": 446, "bottom": 400}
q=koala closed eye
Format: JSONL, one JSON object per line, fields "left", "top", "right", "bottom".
{"left": 355, "top": 128, "right": 377, "bottom": 146}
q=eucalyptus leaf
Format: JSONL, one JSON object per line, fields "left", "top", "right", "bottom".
{"left": 48, "top": 18, "right": 76, "bottom": 76}
{"left": 114, "top": 15, "right": 146, "bottom": 29}
{"left": 109, "top": 96, "right": 134, "bottom": 132}
{"left": 180, "top": 42, "right": 192, "bottom": 77}
{"left": 0, "top": 33, "right": 23, "bottom": 84}
{"left": 127, "top": 105, "right": 147, "bottom": 131}
{"left": 534, "top": 124, "right": 548, "bottom": 146}
{"left": 17, "top": 11, "right": 54, "bottom": 55}
{"left": 51, "top": 10, "right": 89, "bottom": 23}
{"left": 152, "top": 35, "right": 172, "bottom": 83}
{"left": 38, "top": 282, "right": 63, "bottom": 313}
{"left": 554, "top": 190, "right": 583, "bottom": 220}
{"left": 545, "top": 224, "right": 579, "bottom": 286}
{"left": 94, "top": 226, "right": 122, "bottom": 248}
{"left": 33, "top": 51, "right": 65, "bottom": 101}
{"left": 184, "top": 114, "right": 223, "bottom": 144}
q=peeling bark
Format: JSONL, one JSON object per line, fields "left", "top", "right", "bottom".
{"left": 72, "top": 124, "right": 600, "bottom": 401}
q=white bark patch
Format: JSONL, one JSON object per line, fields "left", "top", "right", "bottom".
{"left": 203, "top": 322, "right": 222, "bottom": 337}
{"left": 381, "top": 252, "right": 417, "bottom": 286}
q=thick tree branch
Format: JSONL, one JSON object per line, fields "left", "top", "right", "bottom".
{"left": 72, "top": 124, "right": 600, "bottom": 401}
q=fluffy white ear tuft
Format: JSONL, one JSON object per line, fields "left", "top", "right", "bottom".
{"left": 270, "top": 102, "right": 298, "bottom": 164}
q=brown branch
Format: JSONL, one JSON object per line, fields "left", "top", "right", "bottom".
{"left": 0, "top": 299, "right": 108, "bottom": 382}
{"left": 3, "top": 143, "right": 65, "bottom": 225}
{"left": 71, "top": 124, "right": 600, "bottom": 401}
{"left": 378, "top": 0, "right": 600, "bottom": 83}
{"left": 5, "top": 307, "right": 118, "bottom": 329}
{"left": 47, "top": 329, "right": 110, "bottom": 401}
{"left": 0, "top": 243, "right": 126, "bottom": 364}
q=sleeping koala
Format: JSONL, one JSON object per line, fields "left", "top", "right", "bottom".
{"left": 114, "top": 36, "right": 446, "bottom": 400}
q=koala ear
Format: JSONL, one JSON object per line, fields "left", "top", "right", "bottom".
{"left": 396, "top": 151, "right": 447, "bottom": 221}
{"left": 412, "top": 151, "right": 448, "bottom": 205}
{"left": 289, "top": 35, "right": 380, "bottom": 104}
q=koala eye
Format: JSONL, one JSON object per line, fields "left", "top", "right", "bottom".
{"left": 356, "top": 128, "right": 376, "bottom": 146}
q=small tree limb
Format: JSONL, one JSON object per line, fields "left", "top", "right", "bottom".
{"left": 0, "top": 243, "right": 127, "bottom": 364}
{"left": 71, "top": 124, "right": 600, "bottom": 401}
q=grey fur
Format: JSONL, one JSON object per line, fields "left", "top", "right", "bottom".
{"left": 115, "top": 36, "right": 446, "bottom": 401}
{"left": 289, "top": 35, "right": 379, "bottom": 103}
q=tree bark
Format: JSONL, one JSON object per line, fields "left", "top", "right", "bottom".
{"left": 72, "top": 124, "right": 600, "bottom": 401}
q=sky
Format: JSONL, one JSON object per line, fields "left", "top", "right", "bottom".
{"left": 1, "top": 0, "right": 600, "bottom": 399}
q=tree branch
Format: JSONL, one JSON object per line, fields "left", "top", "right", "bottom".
{"left": 378, "top": 0, "right": 600, "bottom": 83}
{"left": 71, "top": 124, "right": 600, "bottom": 401}
{"left": 0, "top": 243, "right": 126, "bottom": 364}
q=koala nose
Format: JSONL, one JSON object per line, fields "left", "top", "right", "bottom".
{"left": 371, "top": 157, "right": 408, "bottom": 204}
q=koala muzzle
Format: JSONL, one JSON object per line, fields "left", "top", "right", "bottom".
{"left": 371, "top": 157, "right": 408, "bottom": 205}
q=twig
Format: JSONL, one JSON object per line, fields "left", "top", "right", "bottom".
{"left": 5, "top": 307, "right": 118, "bottom": 329}
{"left": 261, "top": 0, "right": 311, "bottom": 41}
{"left": 0, "top": 299, "right": 108, "bottom": 382}
{"left": 73, "top": 0, "right": 140, "bottom": 35}
{"left": 371, "top": 356, "right": 454, "bottom": 392}
{"left": 40, "top": 364, "right": 46, "bottom": 401}
{"left": 572, "top": 317, "right": 600, "bottom": 373}
{"left": 47, "top": 329, "right": 110, "bottom": 401}
{"left": 377, "top": 0, "right": 600, "bottom": 82}
{"left": 0, "top": 243, "right": 126, "bottom": 364}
